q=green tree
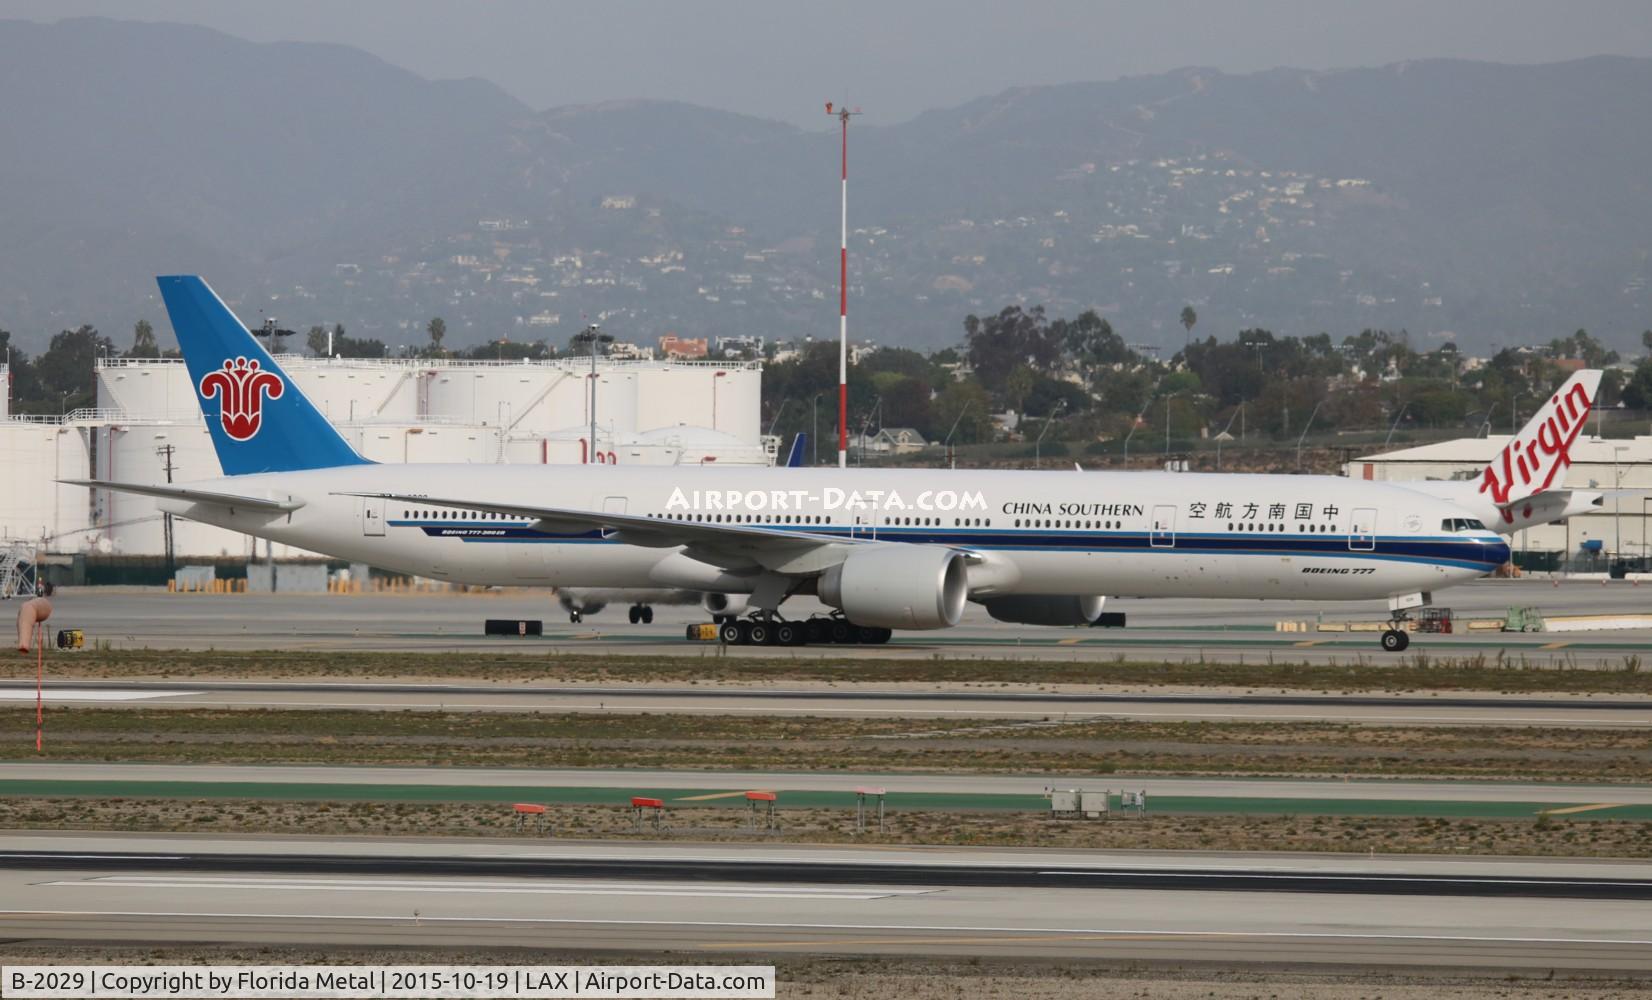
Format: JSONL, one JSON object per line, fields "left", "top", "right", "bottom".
{"left": 306, "top": 325, "right": 329, "bottom": 357}
{"left": 1548, "top": 329, "right": 1619, "bottom": 367}
{"left": 0, "top": 328, "right": 44, "bottom": 413}
{"left": 1179, "top": 305, "right": 1197, "bottom": 342}
{"left": 1004, "top": 364, "right": 1036, "bottom": 415}
{"left": 34, "top": 325, "right": 113, "bottom": 412}
{"left": 127, "top": 319, "right": 160, "bottom": 359}
{"left": 964, "top": 306, "right": 1060, "bottom": 394}
{"left": 328, "top": 323, "right": 388, "bottom": 359}
{"left": 1622, "top": 360, "right": 1652, "bottom": 410}
{"left": 932, "top": 378, "right": 992, "bottom": 445}
{"left": 427, "top": 317, "right": 447, "bottom": 355}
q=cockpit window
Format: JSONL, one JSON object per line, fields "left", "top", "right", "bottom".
{"left": 1442, "top": 518, "right": 1487, "bottom": 532}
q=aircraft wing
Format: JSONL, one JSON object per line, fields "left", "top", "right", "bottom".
{"left": 62, "top": 479, "right": 306, "bottom": 513}
{"left": 337, "top": 491, "right": 856, "bottom": 574}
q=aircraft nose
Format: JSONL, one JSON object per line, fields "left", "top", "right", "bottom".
{"left": 1477, "top": 533, "right": 1512, "bottom": 567}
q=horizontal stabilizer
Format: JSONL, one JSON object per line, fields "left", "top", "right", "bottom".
{"left": 61, "top": 479, "right": 305, "bottom": 513}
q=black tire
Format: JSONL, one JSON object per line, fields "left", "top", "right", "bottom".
{"left": 570, "top": 611, "right": 582, "bottom": 624}
{"left": 869, "top": 627, "right": 893, "bottom": 645}
{"left": 775, "top": 622, "right": 799, "bottom": 646}
{"left": 641, "top": 606, "right": 654, "bottom": 624}
{"left": 749, "top": 621, "right": 773, "bottom": 645}
{"left": 627, "top": 606, "right": 641, "bottom": 624}
{"left": 805, "top": 619, "right": 827, "bottom": 644}
{"left": 719, "top": 622, "right": 743, "bottom": 645}
{"left": 1380, "top": 629, "right": 1408, "bottom": 652}
{"left": 828, "top": 620, "right": 853, "bottom": 644}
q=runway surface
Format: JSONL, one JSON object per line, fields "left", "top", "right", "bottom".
{"left": 34, "top": 581, "right": 1652, "bottom": 665}
{"left": 6, "top": 763, "right": 1652, "bottom": 819}
{"left": 4, "top": 678, "right": 1649, "bottom": 725}
{"left": 1, "top": 834, "right": 1648, "bottom": 968}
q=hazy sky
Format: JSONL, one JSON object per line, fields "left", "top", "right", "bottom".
{"left": 13, "top": 0, "right": 1652, "bottom": 126}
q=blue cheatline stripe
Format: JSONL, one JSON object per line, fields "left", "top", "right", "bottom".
{"left": 386, "top": 521, "right": 1506, "bottom": 570}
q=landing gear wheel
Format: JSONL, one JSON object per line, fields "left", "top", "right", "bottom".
{"left": 735, "top": 620, "right": 754, "bottom": 645}
{"left": 627, "top": 606, "right": 641, "bottom": 624}
{"left": 867, "top": 627, "right": 893, "bottom": 645}
{"left": 719, "top": 621, "right": 743, "bottom": 645}
{"left": 774, "top": 622, "right": 799, "bottom": 646}
{"left": 1380, "top": 628, "right": 1409, "bottom": 652}
{"left": 828, "top": 619, "right": 853, "bottom": 644}
{"left": 640, "top": 606, "right": 653, "bottom": 624}
{"left": 748, "top": 620, "right": 773, "bottom": 645}
{"left": 569, "top": 611, "right": 582, "bottom": 624}
{"left": 805, "top": 619, "right": 827, "bottom": 644}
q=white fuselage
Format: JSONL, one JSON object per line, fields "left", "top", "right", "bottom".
{"left": 157, "top": 464, "right": 1510, "bottom": 604}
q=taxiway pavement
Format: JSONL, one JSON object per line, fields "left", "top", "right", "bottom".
{"left": 0, "top": 834, "right": 1647, "bottom": 968}
{"left": 2, "top": 678, "right": 1648, "bottom": 726}
{"left": 30, "top": 580, "right": 1652, "bottom": 665}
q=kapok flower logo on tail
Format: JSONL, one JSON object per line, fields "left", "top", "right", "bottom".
{"left": 199, "top": 356, "right": 284, "bottom": 441}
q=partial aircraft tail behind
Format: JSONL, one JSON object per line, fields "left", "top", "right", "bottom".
{"left": 1400, "top": 368, "right": 1606, "bottom": 532}
{"left": 158, "top": 275, "right": 370, "bottom": 476}
{"left": 784, "top": 432, "right": 808, "bottom": 468}
{"left": 1477, "top": 368, "right": 1601, "bottom": 510}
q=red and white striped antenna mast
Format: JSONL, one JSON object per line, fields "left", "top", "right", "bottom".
{"left": 827, "top": 101, "right": 860, "bottom": 468}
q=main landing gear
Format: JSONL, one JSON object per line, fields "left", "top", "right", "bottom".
{"left": 626, "top": 604, "right": 655, "bottom": 625}
{"left": 713, "top": 614, "right": 892, "bottom": 646}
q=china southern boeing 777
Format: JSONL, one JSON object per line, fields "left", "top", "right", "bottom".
{"left": 75, "top": 277, "right": 1529, "bottom": 651}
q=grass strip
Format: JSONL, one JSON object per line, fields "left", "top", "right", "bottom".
{"left": 10, "top": 646, "right": 1652, "bottom": 692}
{"left": 6, "top": 708, "right": 1652, "bottom": 782}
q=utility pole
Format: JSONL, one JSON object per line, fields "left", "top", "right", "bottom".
{"left": 827, "top": 101, "right": 860, "bottom": 469}
{"left": 157, "top": 444, "right": 176, "bottom": 581}
{"left": 574, "top": 324, "right": 612, "bottom": 463}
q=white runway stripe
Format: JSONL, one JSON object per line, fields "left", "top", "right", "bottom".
{"left": 0, "top": 689, "right": 200, "bottom": 702}
{"left": 52, "top": 875, "right": 927, "bottom": 902}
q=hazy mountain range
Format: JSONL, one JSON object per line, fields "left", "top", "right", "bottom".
{"left": 3, "top": 16, "right": 1650, "bottom": 355}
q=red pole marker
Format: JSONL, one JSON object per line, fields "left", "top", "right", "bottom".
{"left": 36, "top": 623, "right": 44, "bottom": 752}
{"left": 827, "top": 101, "right": 860, "bottom": 468}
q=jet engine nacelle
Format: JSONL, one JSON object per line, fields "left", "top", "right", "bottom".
{"left": 980, "top": 594, "right": 1104, "bottom": 627}
{"left": 817, "top": 546, "right": 967, "bottom": 630}
{"left": 702, "top": 592, "right": 749, "bottom": 617}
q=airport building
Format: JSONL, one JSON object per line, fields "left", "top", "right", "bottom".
{"left": 1349, "top": 435, "right": 1652, "bottom": 568}
{"left": 1, "top": 355, "right": 770, "bottom": 558}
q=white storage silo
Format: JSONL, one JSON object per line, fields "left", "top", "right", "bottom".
{"left": 0, "top": 422, "right": 92, "bottom": 547}
{"left": 346, "top": 423, "right": 503, "bottom": 465}
{"left": 424, "top": 364, "right": 566, "bottom": 432}
{"left": 96, "top": 360, "right": 199, "bottom": 418}
{"left": 636, "top": 363, "right": 760, "bottom": 442}
{"left": 98, "top": 421, "right": 246, "bottom": 557}
{"left": 292, "top": 359, "right": 420, "bottom": 422}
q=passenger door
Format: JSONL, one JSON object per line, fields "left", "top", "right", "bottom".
{"left": 601, "top": 496, "right": 627, "bottom": 539}
{"left": 1150, "top": 504, "right": 1176, "bottom": 548}
{"left": 360, "top": 496, "right": 385, "bottom": 537}
{"left": 1349, "top": 507, "right": 1377, "bottom": 551}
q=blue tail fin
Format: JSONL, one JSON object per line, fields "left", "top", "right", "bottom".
{"left": 785, "top": 432, "right": 808, "bottom": 467}
{"left": 158, "top": 275, "right": 370, "bottom": 475}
